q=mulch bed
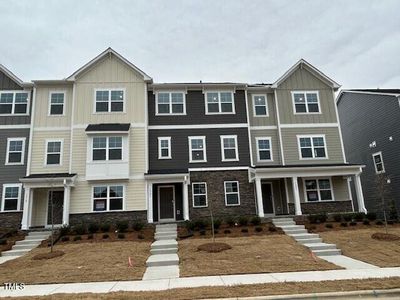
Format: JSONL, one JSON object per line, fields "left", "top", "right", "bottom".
{"left": 197, "top": 242, "right": 232, "bottom": 253}
{"left": 371, "top": 232, "right": 400, "bottom": 241}
{"left": 33, "top": 250, "right": 65, "bottom": 260}
{"left": 0, "top": 230, "right": 26, "bottom": 253}
{"left": 300, "top": 221, "right": 400, "bottom": 233}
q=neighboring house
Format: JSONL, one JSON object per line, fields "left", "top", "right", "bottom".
{"left": 337, "top": 90, "right": 400, "bottom": 215}
{"left": 0, "top": 65, "right": 33, "bottom": 228}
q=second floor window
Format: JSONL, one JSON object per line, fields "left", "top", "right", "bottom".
{"left": 372, "top": 152, "right": 385, "bottom": 174}
{"left": 206, "top": 91, "right": 234, "bottom": 114}
{"left": 298, "top": 136, "right": 327, "bottom": 159}
{"left": 156, "top": 92, "right": 185, "bottom": 115}
{"left": 92, "top": 136, "right": 122, "bottom": 161}
{"left": 49, "top": 92, "right": 65, "bottom": 115}
{"left": 46, "top": 140, "right": 62, "bottom": 165}
{"left": 6, "top": 138, "right": 25, "bottom": 165}
{"left": 0, "top": 91, "right": 28, "bottom": 115}
{"left": 189, "top": 136, "right": 206, "bottom": 162}
{"left": 95, "top": 89, "right": 124, "bottom": 113}
{"left": 256, "top": 137, "right": 272, "bottom": 161}
{"left": 221, "top": 135, "right": 239, "bottom": 161}
{"left": 158, "top": 137, "right": 171, "bottom": 159}
{"left": 292, "top": 91, "right": 320, "bottom": 113}
{"left": 253, "top": 95, "right": 268, "bottom": 116}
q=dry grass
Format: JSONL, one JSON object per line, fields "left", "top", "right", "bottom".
{"left": 9, "top": 277, "right": 400, "bottom": 300}
{"left": 179, "top": 235, "right": 340, "bottom": 277}
{"left": 0, "top": 241, "right": 150, "bottom": 284}
{"left": 320, "top": 227, "right": 400, "bottom": 267}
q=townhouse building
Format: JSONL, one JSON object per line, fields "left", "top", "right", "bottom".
{"left": 0, "top": 65, "right": 32, "bottom": 228}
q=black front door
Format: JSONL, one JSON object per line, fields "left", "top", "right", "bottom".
{"left": 261, "top": 183, "right": 274, "bottom": 215}
{"left": 47, "top": 190, "right": 64, "bottom": 225}
{"left": 158, "top": 186, "right": 175, "bottom": 221}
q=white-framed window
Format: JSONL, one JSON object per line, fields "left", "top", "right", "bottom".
{"left": 252, "top": 94, "right": 268, "bottom": 116}
{"left": 1, "top": 184, "right": 22, "bottom": 211}
{"left": 45, "top": 139, "right": 63, "bottom": 165}
{"left": 0, "top": 91, "right": 29, "bottom": 115}
{"left": 48, "top": 92, "right": 65, "bottom": 115}
{"left": 372, "top": 152, "right": 385, "bottom": 174}
{"left": 256, "top": 137, "right": 272, "bottom": 161}
{"left": 156, "top": 92, "right": 185, "bottom": 115}
{"left": 158, "top": 137, "right": 171, "bottom": 159}
{"left": 188, "top": 136, "right": 207, "bottom": 163}
{"left": 304, "top": 178, "right": 334, "bottom": 202}
{"left": 92, "top": 136, "right": 122, "bottom": 161}
{"left": 5, "top": 138, "right": 25, "bottom": 165}
{"left": 220, "top": 135, "right": 239, "bottom": 161}
{"left": 297, "top": 135, "right": 327, "bottom": 159}
{"left": 192, "top": 182, "right": 207, "bottom": 208}
{"left": 224, "top": 181, "right": 240, "bottom": 206}
{"left": 205, "top": 91, "right": 235, "bottom": 114}
{"left": 92, "top": 185, "right": 124, "bottom": 212}
{"left": 94, "top": 89, "right": 124, "bottom": 113}
{"left": 292, "top": 91, "right": 320, "bottom": 114}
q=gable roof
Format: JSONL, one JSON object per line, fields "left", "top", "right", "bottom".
{"left": 0, "top": 64, "right": 33, "bottom": 88}
{"left": 271, "top": 59, "right": 340, "bottom": 90}
{"left": 66, "top": 47, "right": 152, "bottom": 82}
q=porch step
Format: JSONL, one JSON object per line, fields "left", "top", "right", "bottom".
{"left": 155, "top": 234, "right": 177, "bottom": 241}
{"left": 15, "top": 239, "right": 43, "bottom": 245}
{"left": 303, "top": 243, "right": 338, "bottom": 251}
{"left": 146, "top": 253, "right": 179, "bottom": 267}
{"left": 289, "top": 233, "right": 320, "bottom": 240}
{"left": 314, "top": 249, "right": 342, "bottom": 256}
{"left": 25, "top": 234, "right": 50, "bottom": 241}
{"left": 28, "top": 231, "right": 51, "bottom": 236}
{"left": 279, "top": 225, "right": 305, "bottom": 230}
{"left": 1, "top": 249, "right": 30, "bottom": 257}
{"left": 272, "top": 219, "right": 295, "bottom": 226}
{"left": 297, "top": 238, "right": 323, "bottom": 244}
{"left": 156, "top": 224, "right": 177, "bottom": 232}
{"left": 150, "top": 248, "right": 178, "bottom": 255}
{"left": 12, "top": 243, "right": 40, "bottom": 250}
{"left": 151, "top": 239, "right": 178, "bottom": 250}
{"left": 283, "top": 228, "right": 308, "bottom": 235}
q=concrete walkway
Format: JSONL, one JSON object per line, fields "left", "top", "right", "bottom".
{"left": 1, "top": 267, "right": 399, "bottom": 298}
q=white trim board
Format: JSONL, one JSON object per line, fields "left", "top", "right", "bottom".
{"left": 188, "top": 166, "right": 249, "bottom": 172}
{"left": 149, "top": 123, "right": 248, "bottom": 130}
{"left": 280, "top": 123, "right": 339, "bottom": 128}
{"left": 0, "top": 124, "right": 30, "bottom": 129}
{"left": 250, "top": 126, "right": 278, "bottom": 130}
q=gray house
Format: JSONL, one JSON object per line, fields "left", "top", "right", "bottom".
{"left": 337, "top": 90, "right": 400, "bottom": 215}
{"left": 0, "top": 65, "right": 33, "bottom": 228}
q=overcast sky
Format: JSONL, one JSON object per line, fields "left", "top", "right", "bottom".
{"left": 0, "top": 0, "right": 399, "bottom": 88}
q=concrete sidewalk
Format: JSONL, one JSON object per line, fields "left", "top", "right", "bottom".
{"left": 1, "top": 267, "right": 400, "bottom": 298}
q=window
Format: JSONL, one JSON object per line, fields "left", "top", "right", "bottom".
{"left": 205, "top": 91, "right": 234, "bottom": 114}
{"left": 372, "top": 152, "right": 385, "bottom": 174}
{"left": 224, "top": 181, "right": 240, "bottom": 206}
{"left": 92, "top": 137, "right": 122, "bottom": 161}
{"left": 220, "top": 135, "right": 239, "bottom": 161}
{"left": 95, "top": 89, "right": 124, "bottom": 112}
{"left": 305, "top": 179, "right": 333, "bottom": 202}
{"left": 189, "top": 136, "right": 206, "bottom": 162}
{"left": 46, "top": 140, "right": 62, "bottom": 165}
{"left": 93, "top": 185, "right": 124, "bottom": 211}
{"left": 192, "top": 183, "right": 207, "bottom": 208}
{"left": 253, "top": 94, "right": 268, "bottom": 116}
{"left": 256, "top": 137, "right": 272, "bottom": 161}
{"left": 156, "top": 92, "right": 185, "bottom": 115}
{"left": 0, "top": 91, "right": 29, "bottom": 115}
{"left": 298, "top": 135, "right": 327, "bottom": 159}
{"left": 49, "top": 92, "right": 65, "bottom": 115}
{"left": 292, "top": 91, "right": 320, "bottom": 113}
{"left": 158, "top": 137, "right": 171, "bottom": 159}
{"left": 1, "top": 184, "right": 21, "bottom": 211}
{"left": 6, "top": 138, "right": 25, "bottom": 165}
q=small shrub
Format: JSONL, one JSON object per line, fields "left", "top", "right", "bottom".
{"left": 349, "top": 221, "right": 357, "bottom": 226}
{"left": 363, "top": 220, "right": 370, "bottom": 225}
{"left": 343, "top": 214, "right": 352, "bottom": 222}
{"left": 199, "top": 230, "right": 206, "bottom": 236}
{"left": 268, "top": 226, "right": 277, "bottom": 232}
{"left": 366, "top": 212, "right": 377, "bottom": 221}
{"left": 250, "top": 216, "right": 261, "bottom": 226}
{"left": 137, "top": 234, "right": 145, "bottom": 239}
{"left": 255, "top": 226, "right": 263, "bottom": 232}
{"left": 213, "top": 219, "right": 222, "bottom": 230}
{"left": 0, "top": 239, "right": 7, "bottom": 245}
{"left": 226, "top": 217, "right": 235, "bottom": 227}
{"left": 308, "top": 214, "right": 318, "bottom": 224}
{"left": 118, "top": 233, "right": 125, "bottom": 239}
{"left": 184, "top": 221, "right": 195, "bottom": 231}
{"left": 387, "top": 220, "right": 394, "bottom": 225}
{"left": 213, "top": 229, "right": 219, "bottom": 234}
{"left": 102, "top": 233, "right": 109, "bottom": 239}
{"left": 88, "top": 223, "right": 99, "bottom": 234}
{"left": 238, "top": 216, "right": 249, "bottom": 226}
{"left": 354, "top": 213, "right": 365, "bottom": 222}
{"left": 375, "top": 220, "right": 384, "bottom": 225}
{"left": 73, "top": 235, "right": 82, "bottom": 241}
{"left": 333, "top": 214, "right": 342, "bottom": 222}
{"left": 133, "top": 221, "right": 144, "bottom": 232}
{"left": 241, "top": 228, "right": 249, "bottom": 233}
{"left": 59, "top": 225, "right": 71, "bottom": 237}
{"left": 308, "top": 225, "right": 317, "bottom": 231}
{"left": 224, "top": 229, "right": 231, "bottom": 234}
{"left": 87, "top": 234, "right": 94, "bottom": 240}
{"left": 116, "top": 221, "right": 129, "bottom": 233}
{"left": 61, "top": 236, "right": 70, "bottom": 242}
{"left": 340, "top": 222, "right": 348, "bottom": 227}
{"left": 74, "top": 224, "right": 86, "bottom": 235}
{"left": 325, "top": 223, "right": 333, "bottom": 229}
{"left": 100, "top": 223, "right": 111, "bottom": 233}
{"left": 195, "top": 220, "right": 208, "bottom": 230}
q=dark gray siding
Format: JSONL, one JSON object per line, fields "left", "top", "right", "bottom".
{"left": 148, "top": 90, "right": 248, "bottom": 125}
{"left": 149, "top": 128, "right": 251, "bottom": 171}
{"left": 0, "top": 70, "right": 22, "bottom": 90}
{"left": 337, "top": 92, "right": 400, "bottom": 214}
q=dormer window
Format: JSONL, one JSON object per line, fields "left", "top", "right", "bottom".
{"left": 156, "top": 92, "right": 185, "bottom": 115}
{"left": 205, "top": 91, "right": 235, "bottom": 114}
{"left": 292, "top": 91, "right": 320, "bottom": 114}
{"left": 0, "top": 91, "right": 29, "bottom": 115}
{"left": 95, "top": 89, "right": 124, "bottom": 113}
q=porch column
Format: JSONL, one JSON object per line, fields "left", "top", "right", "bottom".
{"left": 63, "top": 185, "right": 71, "bottom": 226}
{"left": 183, "top": 178, "right": 189, "bottom": 221}
{"left": 21, "top": 187, "right": 31, "bottom": 230}
{"left": 255, "top": 178, "right": 264, "bottom": 217}
{"left": 291, "top": 177, "right": 302, "bottom": 215}
{"left": 147, "top": 183, "right": 153, "bottom": 223}
{"left": 354, "top": 174, "right": 367, "bottom": 213}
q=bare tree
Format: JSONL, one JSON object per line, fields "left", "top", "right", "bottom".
{"left": 374, "top": 173, "right": 393, "bottom": 234}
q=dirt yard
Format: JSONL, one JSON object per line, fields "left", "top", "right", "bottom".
{"left": 320, "top": 227, "right": 400, "bottom": 267}
{"left": 0, "top": 241, "right": 150, "bottom": 284}
{"left": 179, "top": 235, "right": 340, "bottom": 277}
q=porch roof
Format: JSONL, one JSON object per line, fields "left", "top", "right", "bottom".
{"left": 20, "top": 173, "right": 77, "bottom": 187}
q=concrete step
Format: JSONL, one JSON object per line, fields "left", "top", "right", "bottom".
{"left": 15, "top": 239, "right": 43, "bottom": 245}
{"left": 150, "top": 247, "right": 177, "bottom": 255}
{"left": 142, "top": 265, "right": 179, "bottom": 280}
{"left": 151, "top": 239, "right": 178, "bottom": 250}
{"left": 25, "top": 235, "right": 49, "bottom": 241}
{"left": 155, "top": 234, "right": 177, "bottom": 241}
{"left": 289, "top": 233, "right": 320, "bottom": 240}
{"left": 156, "top": 224, "right": 177, "bottom": 231}
{"left": 28, "top": 231, "right": 51, "bottom": 236}
{"left": 297, "top": 238, "right": 323, "bottom": 244}
{"left": 279, "top": 225, "right": 305, "bottom": 230}
{"left": 314, "top": 249, "right": 342, "bottom": 256}
{"left": 1, "top": 249, "right": 30, "bottom": 257}
{"left": 283, "top": 228, "right": 308, "bottom": 234}
{"left": 146, "top": 253, "right": 179, "bottom": 267}
{"left": 273, "top": 221, "right": 295, "bottom": 226}
{"left": 155, "top": 231, "right": 177, "bottom": 238}
{"left": 12, "top": 244, "right": 38, "bottom": 250}
{"left": 303, "top": 243, "right": 338, "bottom": 251}
{"left": 272, "top": 218, "right": 294, "bottom": 222}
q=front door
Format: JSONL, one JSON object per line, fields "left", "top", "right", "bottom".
{"left": 47, "top": 190, "right": 64, "bottom": 225}
{"left": 261, "top": 183, "right": 275, "bottom": 215}
{"left": 158, "top": 186, "right": 175, "bottom": 222}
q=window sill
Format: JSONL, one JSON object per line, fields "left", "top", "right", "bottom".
{"left": 5, "top": 163, "right": 24, "bottom": 166}
{"left": 91, "top": 209, "right": 125, "bottom": 213}
{"left": 0, "top": 210, "right": 22, "bottom": 213}
{"left": 158, "top": 157, "right": 172, "bottom": 160}
{"left": 156, "top": 113, "right": 187, "bottom": 116}
{"left": 294, "top": 112, "right": 322, "bottom": 115}
{"left": 225, "top": 204, "right": 240, "bottom": 207}
{"left": 189, "top": 160, "right": 207, "bottom": 163}
{"left": 299, "top": 157, "right": 329, "bottom": 160}
{"left": 205, "top": 112, "right": 235, "bottom": 115}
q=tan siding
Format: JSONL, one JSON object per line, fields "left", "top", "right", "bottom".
{"left": 30, "top": 130, "right": 71, "bottom": 174}
{"left": 31, "top": 189, "right": 47, "bottom": 226}
{"left": 70, "top": 128, "right": 87, "bottom": 175}
{"left": 281, "top": 127, "right": 344, "bottom": 165}
{"left": 332, "top": 176, "right": 350, "bottom": 200}
{"left": 130, "top": 128, "right": 146, "bottom": 174}
{"left": 251, "top": 129, "right": 281, "bottom": 165}
{"left": 248, "top": 92, "right": 277, "bottom": 126}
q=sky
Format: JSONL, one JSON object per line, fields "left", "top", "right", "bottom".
{"left": 0, "top": 0, "right": 399, "bottom": 89}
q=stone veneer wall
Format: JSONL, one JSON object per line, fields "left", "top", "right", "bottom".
{"left": 69, "top": 211, "right": 147, "bottom": 227}
{"left": 188, "top": 170, "right": 256, "bottom": 220}
{"left": 288, "top": 200, "right": 353, "bottom": 215}
{"left": 0, "top": 212, "right": 22, "bottom": 229}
